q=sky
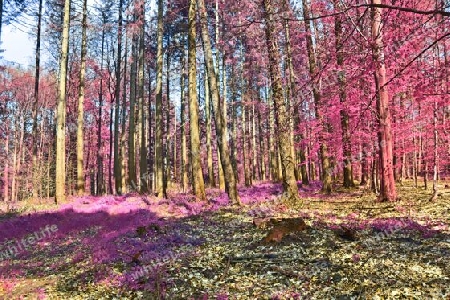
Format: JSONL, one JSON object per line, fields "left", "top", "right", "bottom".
{"left": 1, "top": 23, "right": 34, "bottom": 67}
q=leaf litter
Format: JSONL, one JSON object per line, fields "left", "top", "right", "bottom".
{"left": 0, "top": 180, "right": 449, "bottom": 299}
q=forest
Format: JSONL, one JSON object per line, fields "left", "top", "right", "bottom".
{"left": 0, "top": 0, "right": 449, "bottom": 298}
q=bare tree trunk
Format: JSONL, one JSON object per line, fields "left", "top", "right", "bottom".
{"left": 268, "top": 87, "right": 277, "bottom": 181}
{"left": 155, "top": 0, "right": 165, "bottom": 197}
{"left": 114, "top": 0, "right": 123, "bottom": 195}
{"left": 188, "top": 0, "right": 206, "bottom": 200}
{"left": 251, "top": 103, "right": 259, "bottom": 180}
{"left": 197, "top": 0, "right": 240, "bottom": 205}
{"left": 205, "top": 68, "right": 215, "bottom": 187}
{"left": 430, "top": 97, "right": 438, "bottom": 201}
{"left": 3, "top": 134, "right": 8, "bottom": 202}
{"left": 242, "top": 102, "right": 251, "bottom": 186}
{"left": 371, "top": 0, "right": 397, "bottom": 201}
{"left": 138, "top": 4, "right": 147, "bottom": 193}
{"left": 283, "top": 4, "right": 300, "bottom": 181}
{"left": 263, "top": 0, "right": 300, "bottom": 205}
{"left": 215, "top": 0, "right": 225, "bottom": 190}
{"left": 360, "top": 143, "right": 369, "bottom": 186}
{"left": 164, "top": 43, "right": 171, "bottom": 194}
{"left": 257, "top": 104, "right": 266, "bottom": 181}
{"left": 334, "top": 0, "right": 354, "bottom": 188}
{"left": 32, "top": 0, "right": 43, "bottom": 199}
{"left": 76, "top": 0, "right": 87, "bottom": 196}
{"left": 121, "top": 28, "right": 128, "bottom": 193}
{"left": 302, "top": 0, "right": 332, "bottom": 193}
{"left": 180, "top": 49, "right": 189, "bottom": 192}
{"left": 55, "top": 0, "right": 71, "bottom": 204}
{"left": 97, "top": 18, "right": 105, "bottom": 196}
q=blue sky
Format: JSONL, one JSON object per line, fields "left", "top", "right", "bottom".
{"left": 1, "top": 23, "right": 34, "bottom": 67}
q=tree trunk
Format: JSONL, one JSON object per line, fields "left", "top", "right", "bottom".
{"left": 180, "top": 49, "right": 189, "bottom": 192}
{"left": 430, "top": 97, "right": 438, "bottom": 201}
{"left": 32, "top": 0, "right": 43, "bottom": 199}
{"left": 334, "top": 0, "right": 354, "bottom": 188}
{"left": 215, "top": 0, "right": 225, "bottom": 190}
{"left": 302, "top": 0, "right": 332, "bottom": 193}
{"left": 55, "top": 0, "right": 71, "bottom": 204}
{"left": 138, "top": 4, "right": 147, "bottom": 193}
{"left": 76, "top": 0, "right": 87, "bottom": 196}
{"left": 155, "top": 0, "right": 165, "bottom": 197}
{"left": 97, "top": 17, "right": 105, "bottom": 196}
{"left": 205, "top": 68, "right": 215, "bottom": 187}
{"left": 263, "top": 0, "right": 300, "bottom": 206}
{"left": 3, "top": 134, "right": 8, "bottom": 202}
{"left": 164, "top": 43, "right": 171, "bottom": 194}
{"left": 128, "top": 16, "right": 138, "bottom": 191}
{"left": 188, "top": 0, "right": 206, "bottom": 200}
{"left": 197, "top": 0, "right": 240, "bottom": 205}
{"left": 114, "top": 0, "right": 123, "bottom": 195}
{"left": 121, "top": 28, "right": 128, "bottom": 193}
{"left": 283, "top": 4, "right": 300, "bottom": 181}
{"left": 371, "top": 0, "right": 397, "bottom": 201}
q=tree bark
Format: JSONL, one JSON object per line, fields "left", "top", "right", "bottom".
{"left": 3, "top": 134, "right": 8, "bottom": 202}
{"left": 205, "top": 68, "right": 215, "bottom": 187}
{"left": 283, "top": 3, "right": 300, "bottom": 181}
{"left": 97, "top": 16, "right": 105, "bottom": 196}
{"left": 155, "top": 0, "right": 165, "bottom": 197}
{"left": 334, "top": 0, "right": 354, "bottom": 188}
{"left": 32, "top": 0, "right": 43, "bottom": 199}
{"left": 263, "top": 0, "right": 300, "bottom": 206}
{"left": 180, "top": 49, "right": 189, "bottom": 192}
{"left": 371, "top": 0, "right": 397, "bottom": 201}
{"left": 114, "top": 0, "right": 123, "bottom": 195}
{"left": 55, "top": 0, "right": 71, "bottom": 204}
{"left": 302, "top": 0, "right": 332, "bottom": 193}
{"left": 188, "top": 0, "right": 206, "bottom": 200}
{"left": 197, "top": 0, "right": 240, "bottom": 205}
{"left": 138, "top": 3, "right": 147, "bottom": 193}
{"left": 76, "top": 2, "right": 88, "bottom": 188}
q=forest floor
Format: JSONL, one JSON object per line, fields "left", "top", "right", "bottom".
{"left": 0, "top": 180, "right": 449, "bottom": 299}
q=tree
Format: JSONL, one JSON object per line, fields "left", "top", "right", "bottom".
{"left": 302, "top": 0, "right": 332, "bottom": 194}
{"left": 138, "top": 0, "right": 147, "bottom": 193}
{"left": 197, "top": 0, "right": 240, "bottom": 205}
{"left": 76, "top": 0, "right": 87, "bottom": 195}
{"left": 155, "top": 0, "right": 165, "bottom": 197}
{"left": 334, "top": 0, "right": 354, "bottom": 188}
{"left": 114, "top": 0, "right": 124, "bottom": 195}
{"left": 31, "top": 0, "right": 43, "bottom": 198}
{"left": 55, "top": 0, "right": 71, "bottom": 204}
{"left": 188, "top": 0, "right": 206, "bottom": 200}
{"left": 262, "top": 0, "right": 300, "bottom": 206}
{"left": 371, "top": 0, "right": 397, "bottom": 202}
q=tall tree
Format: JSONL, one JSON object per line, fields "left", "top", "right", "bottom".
{"left": 55, "top": 0, "right": 71, "bottom": 204}
{"left": 371, "top": 0, "right": 397, "bottom": 201}
{"left": 263, "top": 0, "right": 300, "bottom": 205}
{"left": 138, "top": 1, "right": 147, "bottom": 193}
{"left": 188, "top": 0, "right": 206, "bottom": 200}
{"left": 155, "top": 0, "right": 165, "bottom": 197}
{"left": 114, "top": 0, "right": 124, "bottom": 195}
{"left": 302, "top": 0, "right": 332, "bottom": 193}
{"left": 97, "top": 12, "right": 106, "bottom": 195}
{"left": 180, "top": 48, "right": 189, "bottom": 192}
{"left": 197, "top": 0, "right": 240, "bottom": 205}
{"left": 76, "top": 0, "right": 87, "bottom": 196}
{"left": 204, "top": 69, "right": 215, "bottom": 187}
{"left": 31, "top": 0, "right": 43, "bottom": 198}
{"left": 334, "top": 0, "right": 354, "bottom": 188}
{"left": 128, "top": 8, "right": 138, "bottom": 190}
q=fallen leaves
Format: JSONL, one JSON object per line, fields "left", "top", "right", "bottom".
{"left": 0, "top": 181, "right": 449, "bottom": 299}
